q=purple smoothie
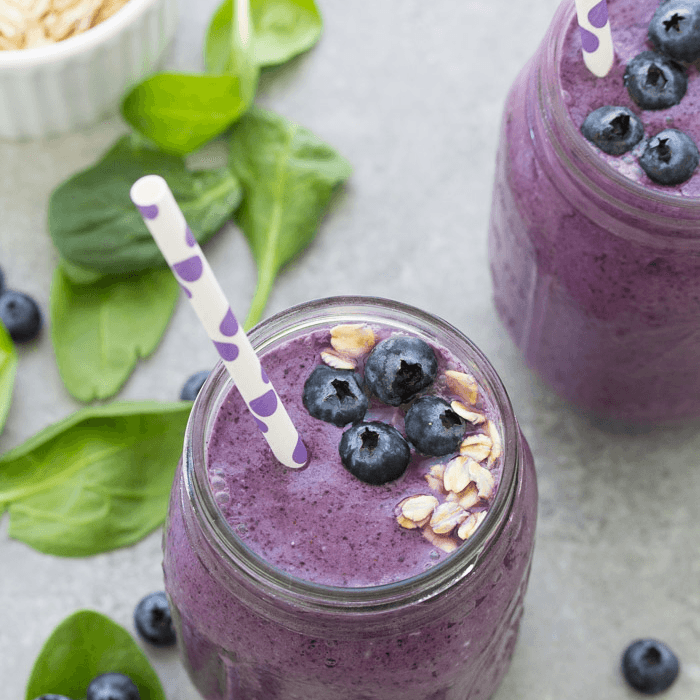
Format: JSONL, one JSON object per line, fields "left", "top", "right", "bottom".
{"left": 163, "top": 297, "right": 537, "bottom": 700}
{"left": 489, "top": 0, "right": 700, "bottom": 422}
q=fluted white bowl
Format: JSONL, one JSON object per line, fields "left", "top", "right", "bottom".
{"left": 0, "top": 0, "right": 178, "bottom": 139}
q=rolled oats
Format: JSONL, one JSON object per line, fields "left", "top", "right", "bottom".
{"left": 397, "top": 494, "right": 438, "bottom": 528}
{"left": 429, "top": 501, "right": 468, "bottom": 535}
{"left": 459, "top": 433, "right": 493, "bottom": 463}
{"left": 421, "top": 525, "right": 459, "bottom": 553}
{"left": 486, "top": 419, "right": 502, "bottom": 467}
{"left": 320, "top": 349, "right": 356, "bottom": 371}
{"left": 443, "top": 455, "right": 471, "bottom": 494}
{"left": 450, "top": 400, "right": 486, "bottom": 425}
{"left": 457, "top": 511, "right": 486, "bottom": 540}
{"left": 0, "top": 0, "right": 130, "bottom": 50}
{"left": 445, "top": 370, "right": 479, "bottom": 405}
{"left": 330, "top": 324, "right": 376, "bottom": 359}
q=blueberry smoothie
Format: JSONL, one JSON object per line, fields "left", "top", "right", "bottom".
{"left": 489, "top": 0, "right": 700, "bottom": 421}
{"left": 163, "top": 297, "right": 537, "bottom": 700}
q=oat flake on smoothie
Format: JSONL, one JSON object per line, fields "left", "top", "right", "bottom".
{"left": 0, "top": 0, "right": 129, "bottom": 50}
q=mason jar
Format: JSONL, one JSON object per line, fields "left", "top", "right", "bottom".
{"left": 163, "top": 296, "right": 538, "bottom": 700}
{"left": 488, "top": 0, "right": 700, "bottom": 423}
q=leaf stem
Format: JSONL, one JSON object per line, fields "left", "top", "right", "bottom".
{"left": 244, "top": 268, "right": 276, "bottom": 330}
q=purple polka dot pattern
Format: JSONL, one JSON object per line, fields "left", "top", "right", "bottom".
{"left": 580, "top": 26, "right": 599, "bottom": 53}
{"left": 250, "top": 389, "right": 277, "bottom": 417}
{"left": 214, "top": 341, "right": 240, "bottom": 362}
{"left": 219, "top": 308, "right": 239, "bottom": 337}
{"left": 131, "top": 174, "right": 307, "bottom": 469}
{"left": 137, "top": 204, "right": 159, "bottom": 220}
{"left": 292, "top": 437, "right": 308, "bottom": 466}
{"left": 588, "top": 0, "right": 608, "bottom": 29}
{"left": 173, "top": 255, "right": 204, "bottom": 283}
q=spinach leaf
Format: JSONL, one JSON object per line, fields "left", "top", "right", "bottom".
{"left": 228, "top": 107, "right": 352, "bottom": 327}
{"left": 0, "top": 319, "right": 17, "bottom": 434}
{"left": 48, "top": 134, "right": 242, "bottom": 274}
{"left": 25, "top": 610, "right": 166, "bottom": 700}
{"left": 50, "top": 265, "right": 180, "bottom": 403}
{"left": 122, "top": 0, "right": 258, "bottom": 155}
{"left": 206, "top": 0, "right": 322, "bottom": 71}
{"left": 0, "top": 400, "right": 191, "bottom": 557}
{"left": 120, "top": 73, "right": 255, "bottom": 156}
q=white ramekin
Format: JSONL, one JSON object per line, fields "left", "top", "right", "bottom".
{"left": 0, "top": 0, "right": 178, "bottom": 139}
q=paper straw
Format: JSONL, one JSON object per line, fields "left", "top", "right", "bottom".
{"left": 130, "top": 175, "right": 308, "bottom": 470}
{"left": 575, "top": 0, "right": 614, "bottom": 78}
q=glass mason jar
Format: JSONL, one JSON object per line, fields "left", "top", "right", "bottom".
{"left": 163, "top": 296, "right": 538, "bottom": 700}
{"left": 488, "top": 0, "right": 700, "bottom": 423}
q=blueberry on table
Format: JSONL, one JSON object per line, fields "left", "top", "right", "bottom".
{"left": 134, "top": 590, "right": 177, "bottom": 647}
{"left": 581, "top": 106, "right": 645, "bottom": 156}
{"left": 0, "top": 267, "right": 4, "bottom": 296}
{"left": 180, "top": 369, "right": 211, "bottom": 400}
{"left": 339, "top": 421, "right": 411, "bottom": 485}
{"left": 86, "top": 673, "right": 140, "bottom": 700}
{"left": 32, "top": 695, "right": 74, "bottom": 700}
{"left": 621, "top": 639, "right": 680, "bottom": 694}
{"left": 623, "top": 51, "right": 687, "bottom": 110}
{"left": 648, "top": 0, "right": 700, "bottom": 63}
{"left": 0, "top": 290, "right": 42, "bottom": 342}
{"left": 303, "top": 365, "right": 369, "bottom": 427}
{"left": 639, "top": 128, "right": 699, "bottom": 185}
{"left": 404, "top": 396, "right": 466, "bottom": 456}
{"left": 364, "top": 336, "right": 438, "bottom": 406}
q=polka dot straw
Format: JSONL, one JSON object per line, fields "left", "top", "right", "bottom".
{"left": 130, "top": 174, "right": 308, "bottom": 470}
{"left": 575, "top": 0, "right": 614, "bottom": 77}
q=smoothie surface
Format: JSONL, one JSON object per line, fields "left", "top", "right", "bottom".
{"left": 560, "top": 0, "right": 700, "bottom": 195}
{"left": 205, "top": 325, "right": 503, "bottom": 588}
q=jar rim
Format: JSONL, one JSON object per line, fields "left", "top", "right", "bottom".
{"left": 182, "top": 296, "right": 522, "bottom": 617}
{"left": 536, "top": 0, "right": 700, "bottom": 243}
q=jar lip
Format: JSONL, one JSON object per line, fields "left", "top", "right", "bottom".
{"left": 183, "top": 296, "right": 521, "bottom": 612}
{"left": 539, "top": 0, "right": 700, "bottom": 230}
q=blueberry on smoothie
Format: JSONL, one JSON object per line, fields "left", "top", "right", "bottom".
{"left": 180, "top": 370, "right": 210, "bottom": 400}
{"left": 339, "top": 421, "right": 411, "bottom": 485}
{"left": 621, "top": 639, "right": 680, "bottom": 694}
{"left": 364, "top": 336, "right": 438, "bottom": 406}
{"left": 623, "top": 51, "right": 687, "bottom": 110}
{"left": 86, "top": 673, "right": 140, "bottom": 700}
{"left": 303, "top": 365, "right": 369, "bottom": 427}
{"left": 581, "top": 106, "right": 645, "bottom": 155}
{"left": 639, "top": 128, "right": 699, "bottom": 185}
{"left": 648, "top": 0, "right": 700, "bottom": 63}
{"left": 134, "top": 591, "right": 177, "bottom": 647}
{"left": 0, "top": 289, "right": 42, "bottom": 342}
{"left": 404, "top": 396, "right": 466, "bottom": 456}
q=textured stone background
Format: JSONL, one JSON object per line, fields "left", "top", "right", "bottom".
{"left": 1, "top": 0, "right": 699, "bottom": 698}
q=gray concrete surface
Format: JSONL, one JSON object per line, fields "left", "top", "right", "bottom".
{"left": 2, "top": 0, "right": 699, "bottom": 698}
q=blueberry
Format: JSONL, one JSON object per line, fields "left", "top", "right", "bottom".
{"left": 303, "top": 365, "right": 369, "bottom": 427}
{"left": 623, "top": 51, "right": 687, "bottom": 110}
{"left": 0, "top": 290, "right": 42, "bottom": 342}
{"left": 621, "top": 639, "right": 680, "bottom": 694}
{"left": 339, "top": 421, "right": 411, "bottom": 485}
{"left": 639, "top": 128, "right": 699, "bottom": 185}
{"left": 31, "top": 695, "right": 74, "bottom": 700}
{"left": 134, "top": 591, "right": 176, "bottom": 647}
{"left": 364, "top": 336, "right": 438, "bottom": 406}
{"left": 86, "top": 673, "right": 140, "bottom": 700}
{"left": 0, "top": 267, "right": 4, "bottom": 296}
{"left": 180, "top": 370, "right": 210, "bottom": 400}
{"left": 649, "top": 0, "right": 700, "bottom": 63}
{"left": 581, "top": 106, "right": 645, "bottom": 156}
{"left": 404, "top": 396, "right": 466, "bottom": 456}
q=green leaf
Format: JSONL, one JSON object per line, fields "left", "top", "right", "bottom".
{"left": 122, "top": 0, "right": 258, "bottom": 155}
{"left": 120, "top": 73, "right": 255, "bottom": 156}
{"left": 228, "top": 107, "right": 352, "bottom": 327}
{"left": 50, "top": 265, "right": 180, "bottom": 403}
{"left": 0, "top": 401, "right": 191, "bottom": 557}
{"left": 48, "top": 134, "right": 242, "bottom": 275}
{"left": 0, "top": 320, "right": 17, "bottom": 434}
{"left": 25, "top": 610, "right": 166, "bottom": 700}
{"left": 206, "top": 0, "right": 322, "bottom": 71}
